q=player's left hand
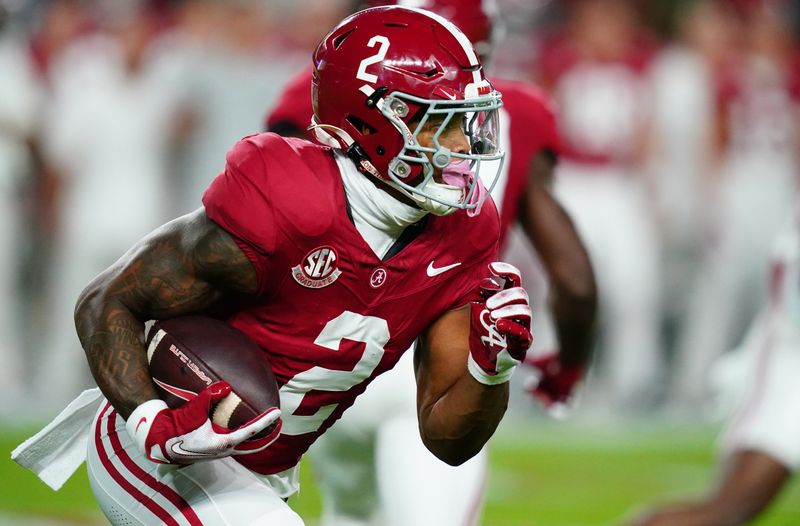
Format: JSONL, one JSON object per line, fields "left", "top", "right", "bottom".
{"left": 524, "top": 352, "right": 584, "bottom": 413}
{"left": 127, "top": 382, "right": 281, "bottom": 465}
{"left": 467, "top": 262, "right": 533, "bottom": 385}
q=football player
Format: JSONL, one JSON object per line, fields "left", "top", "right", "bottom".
{"left": 629, "top": 207, "right": 800, "bottom": 526}
{"left": 669, "top": 0, "right": 800, "bottom": 412}
{"left": 34, "top": 6, "right": 532, "bottom": 525}
{"left": 534, "top": 0, "right": 662, "bottom": 412}
{"left": 266, "top": 1, "right": 597, "bottom": 524}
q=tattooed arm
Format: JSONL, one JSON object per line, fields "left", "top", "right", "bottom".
{"left": 74, "top": 208, "right": 257, "bottom": 420}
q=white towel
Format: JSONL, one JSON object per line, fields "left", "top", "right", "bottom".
{"left": 11, "top": 388, "right": 104, "bottom": 490}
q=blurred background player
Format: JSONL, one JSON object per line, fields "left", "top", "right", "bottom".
{"left": 0, "top": 0, "right": 44, "bottom": 416}
{"left": 31, "top": 0, "right": 322, "bottom": 412}
{"left": 532, "top": 0, "right": 663, "bottom": 412}
{"left": 669, "top": 0, "right": 800, "bottom": 411}
{"left": 643, "top": 0, "right": 736, "bottom": 405}
{"left": 35, "top": 0, "right": 189, "bottom": 405}
{"left": 266, "top": 1, "right": 597, "bottom": 524}
{"left": 629, "top": 202, "right": 800, "bottom": 526}
{"left": 169, "top": 0, "right": 318, "bottom": 214}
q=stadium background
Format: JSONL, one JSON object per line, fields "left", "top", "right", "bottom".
{"left": 1, "top": 0, "right": 799, "bottom": 524}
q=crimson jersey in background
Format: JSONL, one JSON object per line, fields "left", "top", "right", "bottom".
{"left": 535, "top": 30, "right": 658, "bottom": 166}
{"left": 485, "top": 78, "right": 560, "bottom": 246}
{"left": 264, "top": 68, "right": 562, "bottom": 248}
{"left": 713, "top": 55, "right": 800, "bottom": 156}
{"left": 202, "top": 133, "right": 500, "bottom": 475}
{"left": 265, "top": 69, "right": 314, "bottom": 135}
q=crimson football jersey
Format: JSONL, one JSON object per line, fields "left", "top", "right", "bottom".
{"left": 202, "top": 133, "right": 500, "bottom": 474}
{"left": 264, "top": 68, "right": 561, "bottom": 249}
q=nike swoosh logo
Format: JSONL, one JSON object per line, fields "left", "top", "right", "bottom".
{"left": 153, "top": 378, "right": 198, "bottom": 402}
{"left": 135, "top": 417, "right": 147, "bottom": 433}
{"left": 427, "top": 261, "right": 462, "bottom": 277}
{"left": 169, "top": 440, "right": 216, "bottom": 458}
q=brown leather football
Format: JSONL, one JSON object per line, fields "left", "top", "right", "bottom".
{"left": 145, "top": 316, "right": 280, "bottom": 438}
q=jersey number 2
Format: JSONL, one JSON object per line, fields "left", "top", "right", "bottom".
{"left": 355, "top": 35, "right": 390, "bottom": 84}
{"left": 278, "top": 311, "right": 390, "bottom": 435}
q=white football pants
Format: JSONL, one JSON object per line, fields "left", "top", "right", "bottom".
{"left": 554, "top": 162, "right": 662, "bottom": 411}
{"left": 86, "top": 402, "right": 304, "bottom": 526}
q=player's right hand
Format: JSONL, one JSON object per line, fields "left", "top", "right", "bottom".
{"left": 125, "top": 382, "right": 281, "bottom": 464}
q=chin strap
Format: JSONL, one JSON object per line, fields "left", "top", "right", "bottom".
{"left": 308, "top": 118, "right": 353, "bottom": 149}
{"left": 308, "top": 118, "right": 384, "bottom": 180}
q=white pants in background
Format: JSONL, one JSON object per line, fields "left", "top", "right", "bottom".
{"left": 554, "top": 162, "right": 662, "bottom": 411}
{"left": 310, "top": 351, "right": 488, "bottom": 526}
{"left": 0, "top": 185, "right": 24, "bottom": 411}
{"left": 674, "top": 155, "right": 797, "bottom": 408}
{"left": 716, "top": 217, "right": 800, "bottom": 468}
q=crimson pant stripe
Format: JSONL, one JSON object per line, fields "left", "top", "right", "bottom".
{"left": 105, "top": 407, "right": 204, "bottom": 526}
{"left": 94, "top": 403, "right": 180, "bottom": 526}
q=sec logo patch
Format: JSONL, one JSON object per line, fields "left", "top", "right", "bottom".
{"left": 292, "top": 246, "right": 342, "bottom": 289}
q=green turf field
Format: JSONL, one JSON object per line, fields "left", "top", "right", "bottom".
{"left": 2, "top": 420, "right": 799, "bottom": 525}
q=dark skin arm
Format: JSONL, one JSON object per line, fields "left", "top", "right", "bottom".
{"left": 629, "top": 449, "right": 792, "bottom": 526}
{"left": 518, "top": 151, "right": 596, "bottom": 367}
{"left": 74, "top": 209, "right": 258, "bottom": 419}
{"left": 415, "top": 306, "right": 509, "bottom": 466}
{"left": 412, "top": 148, "right": 592, "bottom": 462}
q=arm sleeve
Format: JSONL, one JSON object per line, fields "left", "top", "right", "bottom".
{"left": 445, "top": 232, "right": 501, "bottom": 311}
{"left": 521, "top": 85, "right": 561, "bottom": 158}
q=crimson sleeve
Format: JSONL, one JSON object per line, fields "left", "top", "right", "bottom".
{"left": 535, "top": 94, "right": 562, "bottom": 158}
{"left": 443, "top": 209, "right": 501, "bottom": 312}
{"left": 447, "top": 245, "right": 499, "bottom": 311}
{"left": 202, "top": 136, "right": 277, "bottom": 289}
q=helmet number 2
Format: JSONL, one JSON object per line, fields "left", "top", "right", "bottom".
{"left": 355, "top": 35, "right": 390, "bottom": 84}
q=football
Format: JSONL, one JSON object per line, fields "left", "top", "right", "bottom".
{"left": 145, "top": 316, "right": 280, "bottom": 438}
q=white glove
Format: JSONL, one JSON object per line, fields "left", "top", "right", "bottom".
{"left": 126, "top": 382, "right": 281, "bottom": 464}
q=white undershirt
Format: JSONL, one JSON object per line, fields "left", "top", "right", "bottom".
{"left": 335, "top": 152, "right": 427, "bottom": 259}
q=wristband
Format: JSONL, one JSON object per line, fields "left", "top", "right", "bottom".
{"left": 467, "top": 351, "right": 519, "bottom": 385}
{"left": 125, "top": 399, "right": 168, "bottom": 456}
